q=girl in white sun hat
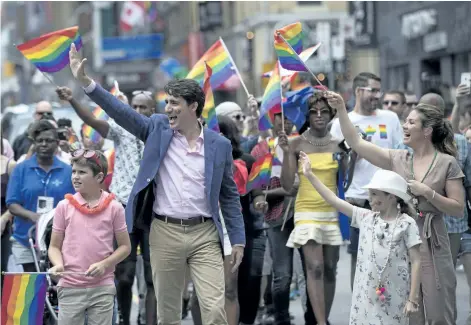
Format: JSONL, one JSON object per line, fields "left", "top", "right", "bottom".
{"left": 298, "top": 151, "right": 422, "bottom": 325}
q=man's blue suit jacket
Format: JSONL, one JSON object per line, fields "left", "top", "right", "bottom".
{"left": 85, "top": 83, "right": 246, "bottom": 247}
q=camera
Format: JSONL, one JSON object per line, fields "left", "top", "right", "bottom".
{"left": 57, "top": 128, "right": 68, "bottom": 141}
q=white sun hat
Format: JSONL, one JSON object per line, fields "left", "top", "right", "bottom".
{"left": 363, "top": 169, "right": 411, "bottom": 202}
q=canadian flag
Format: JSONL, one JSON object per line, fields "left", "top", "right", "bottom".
{"left": 120, "top": 1, "right": 145, "bottom": 32}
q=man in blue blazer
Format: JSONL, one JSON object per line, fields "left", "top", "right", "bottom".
{"left": 69, "top": 44, "right": 246, "bottom": 325}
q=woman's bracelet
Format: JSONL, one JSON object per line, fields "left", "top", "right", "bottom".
{"left": 407, "top": 299, "right": 419, "bottom": 308}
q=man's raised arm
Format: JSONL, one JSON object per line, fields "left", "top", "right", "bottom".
{"left": 68, "top": 43, "right": 153, "bottom": 142}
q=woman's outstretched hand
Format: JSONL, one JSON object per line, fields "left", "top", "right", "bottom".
{"left": 299, "top": 151, "right": 312, "bottom": 176}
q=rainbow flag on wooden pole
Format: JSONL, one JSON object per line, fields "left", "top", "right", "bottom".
{"left": 247, "top": 154, "right": 273, "bottom": 192}
{"left": 259, "top": 61, "right": 282, "bottom": 132}
{"left": 274, "top": 22, "right": 324, "bottom": 87}
{"left": 16, "top": 26, "right": 82, "bottom": 85}
{"left": 202, "top": 62, "right": 220, "bottom": 132}
{"left": 1, "top": 273, "right": 47, "bottom": 325}
{"left": 187, "top": 38, "right": 250, "bottom": 96}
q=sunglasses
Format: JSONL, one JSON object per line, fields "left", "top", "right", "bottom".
{"left": 36, "top": 111, "right": 53, "bottom": 117}
{"left": 383, "top": 100, "right": 400, "bottom": 106}
{"left": 232, "top": 114, "right": 246, "bottom": 121}
{"left": 406, "top": 102, "right": 418, "bottom": 107}
{"left": 132, "top": 90, "right": 153, "bottom": 97}
{"left": 71, "top": 149, "right": 103, "bottom": 171}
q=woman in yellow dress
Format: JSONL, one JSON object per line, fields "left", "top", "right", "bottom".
{"left": 279, "top": 92, "right": 351, "bottom": 325}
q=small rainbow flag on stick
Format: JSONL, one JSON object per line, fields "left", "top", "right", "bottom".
{"left": 247, "top": 154, "right": 273, "bottom": 192}
{"left": 1, "top": 273, "right": 48, "bottom": 325}
{"left": 16, "top": 26, "right": 82, "bottom": 73}
{"left": 259, "top": 61, "right": 282, "bottom": 131}
{"left": 187, "top": 39, "right": 235, "bottom": 90}
{"left": 274, "top": 22, "right": 306, "bottom": 72}
{"left": 202, "top": 62, "right": 220, "bottom": 132}
{"left": 82, "top": 106, "right": 110, "bottom": 143}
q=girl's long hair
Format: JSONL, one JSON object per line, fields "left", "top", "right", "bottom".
{"left": 414, "top": 103, "right": 457, "bottom": 157}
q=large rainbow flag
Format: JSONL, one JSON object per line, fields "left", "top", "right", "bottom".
{"left": 202, "top": 62, "right": 219, "bottom": 132}
{"left": 16, "top": 26, "right": 82, "bottom": 73}
{"left": 186, "top": 39, "right": 235, "bottom": 90}
{"left": 247, "top": 154, "right": 273, "bottom": 192}
{"left": 274, "top": 22, "right": 307, "bottom": 72}
{"left": 1, "top": 273, "right": 48, "bottom": 325}
{"left": 259, "top": 61, "right": 282, "bottom": 131}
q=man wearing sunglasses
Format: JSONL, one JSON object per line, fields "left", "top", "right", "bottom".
{"left": 382, "top": 90, "right": 407, "bottom": 122}
{"left": 69, "top": 43, "right": 245, "bottom": 325}
{"left": 55, "top": 86, "right": 156, "bottom": 325}
{"left": 12, "top": 101, "right": 54, "bottom": 160}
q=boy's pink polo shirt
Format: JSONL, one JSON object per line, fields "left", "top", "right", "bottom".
{"left": 52, "top": 191, "right": 127, "bottom": 288}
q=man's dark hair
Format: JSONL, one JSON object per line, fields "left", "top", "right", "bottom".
{"left": 352, "top": 72, "right": 381, "bottom": 93}
{"left": 29, "top": 119, "right": 58, "bottom": 140}
{"left": 384, "top": 90, "right": 406, "bottom": 104}
{"left": 164, "top": 79, "right": 205, "bottom": 118}
{"left": 217, "top": 115, "right": 243, "bottom": 160}
{"left": 57, "top": 118, "right": 72, "bottom": 128}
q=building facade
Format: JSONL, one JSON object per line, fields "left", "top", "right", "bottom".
{"left": 376, "top": 1, "right": 471, "bottom": 96}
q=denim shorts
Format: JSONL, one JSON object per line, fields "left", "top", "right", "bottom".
{"left": 459, "top": 231, "right": 471, "bottom": 257}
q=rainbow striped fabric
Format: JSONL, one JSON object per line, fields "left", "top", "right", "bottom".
{"left": 16, "top": 26, "right": 82, "bottom": 73}
{"left": 186, "top": 39, "right": 235, "bottom": 90}
{"left": 259, "top": 61, "right": 282, "bottom": 131}
{"left": 202, "top": 62, "right": 220, "bottom": 132}
{"left": 82, "top": 106, "right": 110, "bottom": 143}
{"left": 274, "top": 22, "right": 306, "bottom": 72}
{"left": 1, "top": 273, "right": 47, "bottom": 325}
{"left": 247, "top": 154, "right": 273, "bottom": 192}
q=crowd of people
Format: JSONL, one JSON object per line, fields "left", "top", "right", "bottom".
{"left": 1, "top": 43, "right": 471, "bottom": 325}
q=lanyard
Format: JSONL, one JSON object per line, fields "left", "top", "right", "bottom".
{"left": 34, "top": 168, "right": 52, "bottom": 196}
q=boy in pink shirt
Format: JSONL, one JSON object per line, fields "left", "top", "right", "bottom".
{"left": 48, "top": 149, "right": 131, "bottom": 325}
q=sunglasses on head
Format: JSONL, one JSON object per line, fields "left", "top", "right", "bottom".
{"left": 132, "top": 90, "right": 153, "bottom": 97}
{"left": 71, "top": 149, "right": 103, "bottom": 171}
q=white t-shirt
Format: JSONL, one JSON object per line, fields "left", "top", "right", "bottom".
{"left": 330, "top": 109, "right": 403, "bottom": 200}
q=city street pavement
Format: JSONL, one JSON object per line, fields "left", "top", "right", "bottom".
{"left": 132, "top": 246, "right": 469, "bottom": 325}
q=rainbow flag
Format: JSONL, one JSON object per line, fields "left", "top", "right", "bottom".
{"left": 156, "top": 91, "right": 166, "bottom": 110}
{"left": 259, "top": 61, "right": 282, "bottom": 131}
{"left": 104, "top": 148, "right": 115, "bottom": 174}
{"left": 186, "top": 39, "right": 235, "bottom": 90}
{"left": 16, "top": 26, "right": 82, "bottom": 73}
{"left": 379, "top": 124, "right": 387, "bottom": 139}
{"left": 82, "top": 106, "right": 109, "bottom": 143}
{"left": 1, "top": 273, "right": 48, "bottom": 325}
{"left": 274, "top": 22, "right": 307, "bottom": 72}
{"left": 202, "top": 62, "right": 219, "bottom": 132}
{"left": 247, "top": 154, "right": 273, "bottom": 192}
{"left": 145, "top": 1, "right": 158, "bottom": 22}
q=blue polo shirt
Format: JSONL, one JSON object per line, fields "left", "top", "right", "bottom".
{"left": 6, "top": 154, "right": 75, "bottom": 247}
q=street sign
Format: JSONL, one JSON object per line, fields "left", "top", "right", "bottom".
{"left": 102, "top": 34, "right": 163, "bottom": 63}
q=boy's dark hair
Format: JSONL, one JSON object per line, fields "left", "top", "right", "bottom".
{"left": 57, "top": 118, "right": 72, "bottom": 128}
{"left": 384, "top": 90, "right": 406, "bottom": 104}
{"left": 164, "top": 79, "right": 205, "bottom": 118}
{"left": 352, "top": 72, "right": 381, "bottom": 93}
{"left": 71, "top": 150, "right": 108, "bottom": 182}
{"left": 29, "top": 120, "right": 58, "bottom": 140}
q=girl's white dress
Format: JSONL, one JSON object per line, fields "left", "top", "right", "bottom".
{"left": 349, "top": 207, "right": 422, "bottom": 325}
